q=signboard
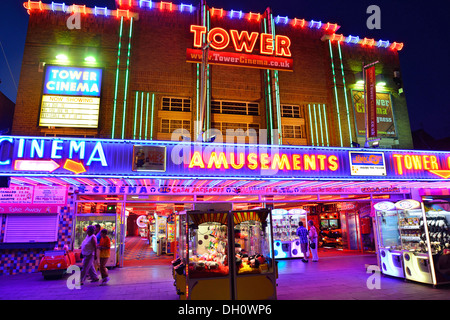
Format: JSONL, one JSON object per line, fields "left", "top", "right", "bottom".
{"left": 1, "top": 136, "right": 450, "bottom": 181}
{"left": 187, "top": 25, "right": 293, "bottom": 72}
{"left": 349, "top": 151, "right": 386, "bottom": 176}
{"left": 352, "top": 90, "right": 396, "bottom": 138}
{"left": 39, "top": 65, "right": 102, "bottom": 129}
{"left": 365, "top": 66, "right": 377, "bottom": 138}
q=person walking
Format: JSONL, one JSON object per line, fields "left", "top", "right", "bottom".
{"left": 308, "top": 220, "right": 319, "bottom": 262}
{"left": 296, "top": 221, "right": 309, "bottom": 263}
{"left": 80, "top": 225, "right": 99, "bottom": 285}
{"left": 98, "top": 228, "right": 111, "bottom": 285}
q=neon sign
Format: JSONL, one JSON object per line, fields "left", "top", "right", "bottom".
{"left": 190, "top": 25, "right": 292, "bottom": 57}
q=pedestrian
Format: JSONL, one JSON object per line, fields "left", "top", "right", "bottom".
{"left": 308, "top": 220, "right": 319, "bottom": 262}
{"left": 94, "top": 224, "right": 102, "bottom": 271}
{"left": 296, "top": 221, "right": 309, "bottom": 263}
{"left": 98, "top": 228, "right": 111, "bottom": 285}
{"left": 80, "top": 225, "right": 99, "bottom": 285}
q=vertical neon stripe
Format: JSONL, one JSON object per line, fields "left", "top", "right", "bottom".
{"left": 308, "top": 104, "right": 314, "bottom": 146}
{"left": 150, "top": 93, "right": 155, "bottom": 140}
{"left": 270, "top": 13, "right": 282, "bottom": 145}
{"left": 121, "top": 17, "right": 134, "bottom": 139}
{"left": 139, "top": 91, "right": 144, "bottom": 139}
{"left": 196, "top": 64, "right": 200, "bottom": 138}
{"left": 318, "top": 104, "right": 324, "bottom": 146}
{"left": 145, "top": 92, "right": 149, "bottom": 140}
{"left": 263, "top": 17, "right": 274, "bottom": 145}
{"left": 323, "top": 104, "right": 330, "bottom": 146}
{"left": 112, "top": 16, "right": 124, "bottom": 139}
{"left": 337, "top": 42, "right": 353, "bottom": 145}
{"left": 133, "top": 91, "right": 138, "bottom": 139}
{"left": 313, "top": 104, "right": 319, "bottom": 146}
{"left": 328, "top": 40, "right": 343, "bottom": 147}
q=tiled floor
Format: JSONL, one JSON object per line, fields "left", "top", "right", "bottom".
{"left": 0, "top": 253, "right": 448, "bottom": 300}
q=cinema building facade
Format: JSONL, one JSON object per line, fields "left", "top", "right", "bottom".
{"left": 0, "top": 0, "right": 449, "bottom": 289}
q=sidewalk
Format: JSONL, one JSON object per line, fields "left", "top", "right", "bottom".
{"left": 0, "top": 254, "right": 448, "bottom": 300}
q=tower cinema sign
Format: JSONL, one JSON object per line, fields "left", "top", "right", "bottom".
{"left": 186, "top": 25, "right": 294, "bottom": 71}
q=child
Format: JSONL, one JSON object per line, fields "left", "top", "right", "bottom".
{"left": 98, "top": 229, "right": 111, "bottom": 285}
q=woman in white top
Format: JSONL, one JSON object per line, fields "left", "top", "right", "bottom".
{"left": 80, "top": 225, "right": 99, "bottom": 284}
{"left": 308, "top": 220, "right": 319, "bottom": 262}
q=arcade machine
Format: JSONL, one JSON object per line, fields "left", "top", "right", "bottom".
{"left": 272, "top": 209, "right": 307, "bottom": 259}
{"left": 172, "top": 209, "right": 277, "bottom": 300}
{"left": 152, "top": 212, "right": 167, "bottom": 255}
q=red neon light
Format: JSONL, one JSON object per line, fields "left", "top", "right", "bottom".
{"left": 72, "top": 4, "right": 86, "bottom": 14}
{"left": 210, "top": 7, "right": 224, "bottom": 17}
{"left": 118, "top": 0, "right": 132, "bottom": 6}
{"left": 260, "top": 33, "right": 274, "bottom": 55}
{"left": 208, "top": 27, "right": 230, "bottom": 50}
{"left": 247, "top": 12, "right": 261, "bottom": 21}
{"left": 390, "top": 42, "right": 404, "bottom": 51}
{"left": 160, "top": 1, "right": 173, "bottom": 11}
{"left": 275, "top": 35, "right": 292, "bottom": 57}
{"left": 63, "top": 159, "right": 86, "bottom": 174}
{"left": 24, "top": 1, "right": 43, "bottom": 11}
{"left": 230, "top": 30, "right": 259, "bottom": 53}
{"left": 190, "top": 25, "right": 207, "bottom": 48}
{"left": 362, "top": 37, "right": 375, "bottom": 46}
{"left": 292, "top": 18, "right": 306, "bottom": 27}
{"left": 331, "top": 34, "right": 345, "bottom": 42}
{"left": 325, "top": 22, "right": 338, "bottom": 32}
{"left": 14, "top": 160, "right": 60, "bottom": 172}
{"left": 115, "top": 9, "right": 130, "bottom": 18}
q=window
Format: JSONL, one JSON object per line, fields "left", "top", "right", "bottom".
{"left": 281, "top": 105, "right": 302, "bottom": 118}
{"left": 282, "top": 125, "right": 306, "bottom": 139}
{"left": 211, "top": 100, "right": 259, "bottom": 116}
{"left": 162, "top": 97, "right": 191, "bottom": 112}
{"left": 212, "top": 122, "right": 259, "bottom": 136}
{"left": 160, "top": 119, "right": 191, "bottom": 133}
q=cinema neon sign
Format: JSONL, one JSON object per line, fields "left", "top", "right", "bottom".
{"left": 190, "top": 25, "right": 292, "bottom": 57}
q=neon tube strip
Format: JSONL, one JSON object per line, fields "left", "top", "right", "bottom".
{"left": 308, "top": 104, "right": 315, "bottom": 146}
{"left": 337, "top": 42, "right": 353, "bottom": 145}
{"left": 313, "top": 104, "right": 319, "bottom": 146}
{"left": 328, "top": 40, "right": 343, "bottom": 147}
{"left": 318, "top": 104, "right": 324, "bottom": 146}
{"left": 111, "top": 16, "right": 124, "bottom": 139}
{"left": 133, "top": 91, "right": 138, "bottom": 139}
{"left": 145, "top": 93, "right": 149, "bottom": 140}
{"left": 263, "top": 18, "right": 274, "bottom": 145}
{"left": 150, "top": 93, "right": 155, "bottom": 140}
{"left": 122, "top": 17, "right": 134, "bottom": 139}
{"left": 139, "top": 91, "right": 144, "bottom": 139}
{"left": 323, "top": 104, "right": 329, "bottom": 146}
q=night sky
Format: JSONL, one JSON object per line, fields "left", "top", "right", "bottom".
{"left": 1, "top": 0, "right": 449, "bottom": 140}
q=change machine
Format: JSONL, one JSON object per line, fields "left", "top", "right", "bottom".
{"left": 172, "top": 209, "right": 277, "bottom": 300}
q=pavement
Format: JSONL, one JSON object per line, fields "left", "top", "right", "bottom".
{"left": 0, "top": 253, "right": 449, "bottom": 301}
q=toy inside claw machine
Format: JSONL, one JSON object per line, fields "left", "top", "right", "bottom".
{"left": 171, "top": 208, "right": 276, "bottom": 300}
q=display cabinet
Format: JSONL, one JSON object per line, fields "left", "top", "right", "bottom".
{"left": 172, "top": 209, "right": 277, "bottom": 300}
{"left": 272, "top": 209, "right": 307, "bottom": 259}
{"left": 375, "top": 210, "right": 405, "bottom": 278}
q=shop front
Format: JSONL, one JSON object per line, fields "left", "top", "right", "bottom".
{"left": 1, "top": 135, "right": 450, "bottom": 285}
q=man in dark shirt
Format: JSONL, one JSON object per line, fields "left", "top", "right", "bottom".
{"left": 296, "top": 221, "right": 309, "bottom": 262}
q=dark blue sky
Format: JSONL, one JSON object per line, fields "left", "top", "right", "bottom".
{"left": 1, "top": 0, "right": 449, "bottom": 139}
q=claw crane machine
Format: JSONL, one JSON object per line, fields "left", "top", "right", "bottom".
{"left": 272, "top": 208, "right": 308, "bottom": 259}
{"left": 172, "top": 208, "right": 277, "bottom": 300}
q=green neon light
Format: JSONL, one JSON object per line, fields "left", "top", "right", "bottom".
{"left": 133, "top": 91, "right": 138, "bottom": 139}
{"left": 121, "top": 17, "right": 134, "bottom": 140}
{"left": 145, "top": 92, "right": 149, "bottom": 140}
{"left": 111, "top": 16, "right": 124, "bottom": 139}
{"left": 313, "top": 104, "right": 319, "bottom": 146}
{"left": 328, "top": 40, "right": 343, "bottom": 147}
{"left": 318, "top": 104, "right": 324, "bottom": 146}
{"left": 263, "top": 18, "right": 274, "bottom": 145}
{"left": 150, "top": 93, "right": 155, "bottom": 140}
{"left": 337, "top": 42, "right": 353, "bottom": 146}
{"left": 308, "top": 104, "right": 315, "bottom": 146}
{"left": 323, "top": 104, "right": 330, "bottom": 146}
{"left": 140, "top": 91, "right": 144, "bottom": 139}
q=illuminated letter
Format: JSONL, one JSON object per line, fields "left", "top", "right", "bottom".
{"left": 190, "top": 25, "right": 207, "bottom": 48}
{"left": 404, "top": 155, "right": 413, "bottom": 170}
{"left": 412, "top": 155, "right": 422, "bottom": 170}
{"left": 328, "top": 155, "right": 338, "bottom": 171}
{"left": 260, "top": 153, "right": 270, "bottom": 169}
{"left": 69, "top": 140, "right": 86, "bottom": 159}
{"left": 208, "top": 27, "right": 230, "bottom": 50}
{"left": 392, "top": 154, "right": 404, "bottom": 175}
{"left": 0, "top": 137, "right": 13, "bottom": 165}
{"left": 207, "top": 152, "right": 229, "bottom": 169}
{"left": 46, "top": 81, "right": 55, "bottom": 91}
{"left": 275, "top": 35, "right": 291, "bottom": 57}
{"left": 189, "top": 151, "right": 205, "bottom": 168}
{"left": 423, "top": 155, "right": 430, "bottom": 170}
{"left": 303, "top": 155, "right": 316, "bottom": 170}
{"left": 17, "top": 139, "right": 25, "bottom": 158}
{"left": 317, "top": 155, "right": 326, "bottom": 170}
{"left": 260, "top": 33, "right": 274, "bottom": 55}
{"left": 230, "top": 30, "right": 259, "bottom": 53}
{"left": 86, "top": 142, "right": 108, "bottom": 166}
{"left": 430, "top": 155, "right": 439, "bottom": 170}
{"left": 247, "top": 153, "right": 258, "bottom": 170}
{"left": 51, "top": 140, "right": 64, "bottom": 159}
{"left": 230, "top": 152, "right": 245, "bottom": 169}
{"left": 272, "top": 154, "right": 291, "bottom": 170}
{"left": 30, "top": 139, "right": 44, "bottom": 158}
{"left": 292, "top": 154, "right": 302, "bottom": 170}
